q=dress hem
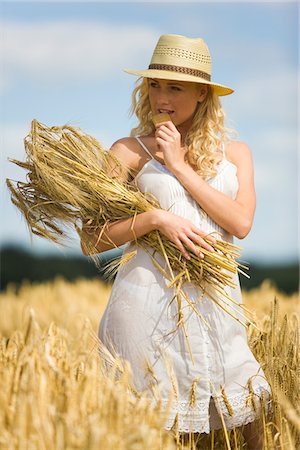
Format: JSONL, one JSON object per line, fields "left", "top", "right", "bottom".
{"left": 160, "top": 384, "right": 273, "bottom": 434}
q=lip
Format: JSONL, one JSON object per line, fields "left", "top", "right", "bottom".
{"left": 158, "top": 109, "right": 174, "bottom": 114}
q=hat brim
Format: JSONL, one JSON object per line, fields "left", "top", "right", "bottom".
{"left": 123, "top": 68, "right": 234, "bottom": 96}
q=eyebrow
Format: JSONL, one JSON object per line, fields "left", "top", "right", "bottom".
{"left": 149, "top": 78, "right": 184, "bottom": 85}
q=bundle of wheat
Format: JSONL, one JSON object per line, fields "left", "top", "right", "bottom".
{"left": 6, "top": 119, "right": 255, "bottom": 361}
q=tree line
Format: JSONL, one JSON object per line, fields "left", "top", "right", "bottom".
{"left": 0, "top": 245, "right": 298, "bottom": 294}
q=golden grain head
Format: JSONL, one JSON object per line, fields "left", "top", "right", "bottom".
{"left": 0, "top": 279, "right": 299, "bottom": 448}
{"left": 6, "top": 119, "right": 253, "bottom": 355}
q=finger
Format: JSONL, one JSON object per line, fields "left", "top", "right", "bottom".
{"left": 156, "top": 124, "right": 180, "bottom": 141}
{"left": 193, "top": 227, "right": 217, "bottom": 244}
{"left": 156, "top": 136, "right": 175, "bottom": 145}
{"left": 155, "top": 129, "right": 175, "bottom": 141}
{"left": 153, "top": 119, "right": 173, "bottom": 128}
{"left": 156, "top": 124, "right": 174, "bottom": 136}
{"left": 204, "top": 233, "right": 217, "bottom": 244}
{"left": 192, "top": 228, "right": 217, "bottom": 247}
{"left": 189, "top": 232, "right": 215, "bottom": 253}
{"left": 159, "top": 121, "right": 178, "bottom": 133}
{"left": 175, "top": 238, "right": 191, "bottom": 260}
{"left": 180, "top": 235, "right": 204, "bottom": 259}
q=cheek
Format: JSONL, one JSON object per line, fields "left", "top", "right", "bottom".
{"left": 148, "top": 91, "right": 157, "bottom": 105}
{"left": 148, "top": 95, "right": 154, "bottom": 108}
{"left": 185, "top": 98, "right": 199, "bottom": 112}
{"left": 179, "top": 91, "right": 198, "bottom": 105}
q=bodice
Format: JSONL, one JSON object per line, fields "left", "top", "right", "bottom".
{"left": 131, "top": 157, "right": 238, "bottom": 239}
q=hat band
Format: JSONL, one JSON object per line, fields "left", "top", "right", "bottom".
{"left": 148, "top": 64, "right": 211, "bottom": 81}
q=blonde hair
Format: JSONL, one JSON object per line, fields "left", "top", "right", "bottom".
{"left": 129, "top": 78, "right": 237, "bottom": 180}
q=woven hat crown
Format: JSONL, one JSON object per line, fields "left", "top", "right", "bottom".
{"left": 149, "top": 34, "right": 212, "bottom": 81}
{"left": 124, "top": 34, "right": 234, "bottom": 96}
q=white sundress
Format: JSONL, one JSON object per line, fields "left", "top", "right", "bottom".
{"left": 98, "top": 137, "right": 273, "bottom": 434}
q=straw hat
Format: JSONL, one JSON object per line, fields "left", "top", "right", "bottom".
{"left": 124, "top": 34, "right": 234, "bottom": 96}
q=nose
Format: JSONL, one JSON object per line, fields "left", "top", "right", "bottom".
{"left": 156, "top": 88, "right": 171, "bottom": 106}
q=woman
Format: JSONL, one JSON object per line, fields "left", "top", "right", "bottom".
{"left": 81, "top": 34, "right": 272, "bottom": 449}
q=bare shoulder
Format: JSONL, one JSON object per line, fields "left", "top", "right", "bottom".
{"left": 110, "top": 136, "right": 138, "bottom": 153}
{"left": 109, "top": 137, "right": 141, "bottom": 168}
{"left": 225, "top": 140, "right": 253, "bottom": 167}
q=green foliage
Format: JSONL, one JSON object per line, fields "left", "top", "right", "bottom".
{"left": 0, "top": 245, "right": 100, "bottom": 290}
{"left": 1, "top": 245, "right": 298, "bottom": 294}
{"left": 239, "top": 262, "right": 299, "bottom": 294}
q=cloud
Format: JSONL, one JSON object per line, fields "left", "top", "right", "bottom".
{"left": 0, "top": 122, "right": 78, "bottom": 252}
{"left": 251, "top": 129, "right": 297, "bottom": 191}
{"left": 0, "top": 77, "right": 11, "bottom": 96}
{"left": 1, "top": 123, "right": 29, "bottom": 182}
{"left": 1, "top": 119, "right": 297, "bottom": 262}
{"left": 224, "top": 69, "right": 297, "bottom": 129}
{"left": 1, "top": 12, "right": 297, "bottom": 261}
{"left": 1, "top": 21, "right": 159, "bottom": 92}
{"left": 220, "top": 67, "right": 297, "bottom": 205}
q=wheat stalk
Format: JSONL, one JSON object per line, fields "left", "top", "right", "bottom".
{"left": 6, "top": 119, "right": 257, "bottom": 360}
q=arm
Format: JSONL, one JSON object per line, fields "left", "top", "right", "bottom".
{"left": 80, "top": 210, "right": 159, "bottom": 256}
{"left": 171, "top": 141, "right": 256, "bottom": 239}
{"left": 80, "top": 138, "right": 147, "bottom": 255}
{"left": 81, "top": 207, "right": 216, "bottom": 257}
{"left": 155, "top": 121, "right": 256, "bottom": 239}
{"left": 80, "top": 137, "right": 216, "bottom": 257}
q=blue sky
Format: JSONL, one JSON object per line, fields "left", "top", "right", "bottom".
{"left": 1, "top": 1, "right": 298, "bottom": 264}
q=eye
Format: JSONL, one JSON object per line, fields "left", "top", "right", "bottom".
{"left": 170, "top": 86, "right": 182, "bottom": 91}
{"left": 149, "top": 81, "right": 158, "bottom": 88}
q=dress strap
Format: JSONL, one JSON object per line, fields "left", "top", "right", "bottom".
{"left": 221, "top": 142, "right": 227, "bottom": 160}
{"left": 135, "top": 136, "right": 154, "bottom": 160}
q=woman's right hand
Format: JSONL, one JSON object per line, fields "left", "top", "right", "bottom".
{"left": 153, "top": 209, "right": 216, "bottom": 260}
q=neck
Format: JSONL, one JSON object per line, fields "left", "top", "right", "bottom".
{"left": 176, "top": 124, "right": 190, "bottom": 146}
{"left": 176, "top": 114, "right": 195, "bottom": 145}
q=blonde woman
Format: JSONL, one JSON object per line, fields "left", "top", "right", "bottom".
{"left": 81, "top": 35, "right": 272, "bottom": 448}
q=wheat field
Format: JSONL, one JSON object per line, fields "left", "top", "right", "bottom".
{"left": 0, "top": 277, "right": 299, "bottom": 449}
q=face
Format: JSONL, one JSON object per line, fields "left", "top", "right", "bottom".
{"left": 148, "top": 78, "right": 208, "bottom": 128}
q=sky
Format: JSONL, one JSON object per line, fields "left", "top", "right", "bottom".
{"left": 0, "top": 1, "right": 298, "bottom": 264}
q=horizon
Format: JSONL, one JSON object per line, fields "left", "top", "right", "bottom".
{"left": 1, "top": 1, "right": 298, "bottom": 265}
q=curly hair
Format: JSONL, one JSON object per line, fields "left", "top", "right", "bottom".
{"left": 129, "top": 78, "right": 237, "bottom": 180}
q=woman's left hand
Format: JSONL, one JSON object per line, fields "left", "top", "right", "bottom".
{"left": 155, "top": 121, "right": 188, "bottom": 170}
